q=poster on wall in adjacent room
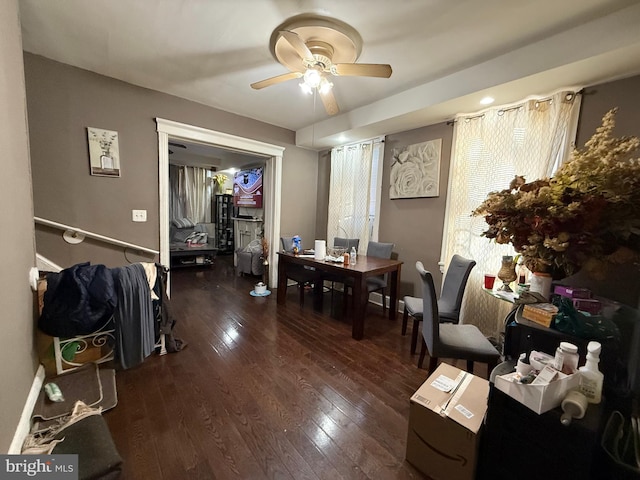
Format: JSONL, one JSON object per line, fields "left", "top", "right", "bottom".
{"left": 87, "top": 127, "right": 121, "bottom": 177}
{"left": 389, "top": 138, "right": 442, "bottom": 199}
{"left": 233, "top": 167, "right": 263, "bottom": 208}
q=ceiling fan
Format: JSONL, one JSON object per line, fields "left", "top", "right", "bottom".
{"left": 250, "top": 14, "right": 392, "bottom": 116}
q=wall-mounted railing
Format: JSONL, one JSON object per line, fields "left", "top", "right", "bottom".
{"left": 34, "top": 216, "right": 159, "bottom": 255}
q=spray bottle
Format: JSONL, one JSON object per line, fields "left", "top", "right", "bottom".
{"left": 579, "top": 341, "right": 604, "bottom": 404}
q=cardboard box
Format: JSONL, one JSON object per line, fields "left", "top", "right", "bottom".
{"left": 521, "top": 303, "right": 558, "bottom": 327}
{"left": 494, "top": 370, "right": 580, "bottom": 414}
{"left": 554, "top": 285, "right": 591, "bottom": 299}
{"left": 406, "top": 363, "right": 489, "bottom": 480}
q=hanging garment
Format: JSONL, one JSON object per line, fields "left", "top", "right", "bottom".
{"left": 111, "top": 263, "right": 156, "bottom": 370}
{"left": 39, "top": 263, "right": 116, "bottom": 338}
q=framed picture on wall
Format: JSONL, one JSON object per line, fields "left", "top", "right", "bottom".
{"left": 87, "top": 127, "right": 121, "bottom": 177}
{"left": 389, "top": 138, "right": 442, "bottom": 199}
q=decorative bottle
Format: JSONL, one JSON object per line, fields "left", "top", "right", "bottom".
{"left": 350, "top": 247, "right": 357, "bottom": 266}
{"left": 497, "top": 255, "right": 517, "bottom": 291}
{"left": 579, "top": 341, "right": 604, "bottom": 404}
{"left": 517, "top": 257, "right": 528, "bottom": 285}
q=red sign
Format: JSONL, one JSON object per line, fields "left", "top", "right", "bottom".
{"left": 233, "top": 167, "right": 263, "bottom": 208}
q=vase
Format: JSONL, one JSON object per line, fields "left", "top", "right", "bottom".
{"left": 497, "top": 255, "right": 517, "bottom": 292}
{"left": 529, "top": 271, "right": 552, "bottom": 300}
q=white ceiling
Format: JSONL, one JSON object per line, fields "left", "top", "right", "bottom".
{"left": 18, "top": 0, "right": 640, "bottom": 150}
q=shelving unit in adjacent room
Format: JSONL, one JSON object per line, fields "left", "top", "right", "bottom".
{"left": 215, "top": 194, "right": 236, "bottom": 254}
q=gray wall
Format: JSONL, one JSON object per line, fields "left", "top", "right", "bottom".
{"left": 381, "top": 123, "right": 454, "bottom": 298}
{"left": 313, "top": 124, "right": 455, "bottom": 300}
{"left": 564, "top": 75, "right": 640, "bottom": 308}
{"left": 0, "top": 0, "right": 39, "bottom": 452}
{"left": 24, "top": 54, "right": 318, "bottom": 268}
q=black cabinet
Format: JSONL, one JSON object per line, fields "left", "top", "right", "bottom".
{"left": 477, "top": 380, "right": 604, "bottom": 480}
{"left": 503, "top": 305, "right": 629, "bottom": 398}
{"left": 215, "top": 194, "right": 236, "bottom": 254}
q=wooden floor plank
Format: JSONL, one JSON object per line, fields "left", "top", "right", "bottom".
{"left": 104, "top": 255, "right": 486, "bottom": 479}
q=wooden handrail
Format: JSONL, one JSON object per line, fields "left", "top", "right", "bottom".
{"left": 34, "top": 216, "right": 159, "bottom": 255}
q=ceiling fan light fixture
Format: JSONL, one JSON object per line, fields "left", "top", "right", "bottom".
{"left": 299, "top": 82, "right": 313, "bottom": 95}
{"left": 318, "top": 77, "right": 333, "bottom": 94}
{"left": 303, "top": 68, "right": 322, "bottom": 88}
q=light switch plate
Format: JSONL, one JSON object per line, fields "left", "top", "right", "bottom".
{"left": 132, "top": 209, "right": 147, "bottom": 222}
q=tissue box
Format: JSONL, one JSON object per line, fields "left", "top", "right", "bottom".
{"left": 494, "top": 370, "right": 580, "bottom": 414}
{"left": 554, "top": 285, "right": 591, "bottom": 299}
{"left": 521, "top": 303, "right": 558, "bottom": 328}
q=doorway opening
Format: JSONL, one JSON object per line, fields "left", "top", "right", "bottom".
{"left": 156, "top": 119, "right": 284, "bottom": 292}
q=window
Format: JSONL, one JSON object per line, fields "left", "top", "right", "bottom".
{"left": 440, "top": 91, "right": 581, "bottom": 340}
{"left": 327, "top": 138, "right": 384, "bottom": 251}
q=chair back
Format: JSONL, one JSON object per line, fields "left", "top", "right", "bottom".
{"left": 416, "top": 261, "right": 440, "bottom": 354}
{"left": 438, "top": 254, "right": 476, "bottom": 322}
{"left": 334, "top": 237, "right": 360, "bottom": 252}
{"left": 366, "top": 241, "right": 394, "bottom": 259}
{"left": 366, "top": 241, "right": 394, "bottom": 285}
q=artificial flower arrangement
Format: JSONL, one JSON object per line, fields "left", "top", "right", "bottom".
{"left": 213, "top": 173, "right": 228, "bottom": 188}
{"left": 473, "top": 108, "right": 640, "bottom": 279}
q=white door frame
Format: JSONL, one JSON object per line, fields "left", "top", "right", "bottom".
{"left": 156, "top": 119, "right": 283, "bottom": 290}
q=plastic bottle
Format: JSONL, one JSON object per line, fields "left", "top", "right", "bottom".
{"left": 553, "top": 342, "right": 579, "bottom": 374}
{"left": 579, "top": 341, "right": 604, "bottom": 404}
{"left": 517, "top": 257, "right": 528, "bottom": 285}
{"left": 560, "top": 390, "right": 589, "bottom": 426}
{"left": 350, "top": 246, "right": 357, "bottom": 266}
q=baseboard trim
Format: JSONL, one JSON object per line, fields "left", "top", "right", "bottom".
{"left": 369, "top": 292, "right": 405, "bottom": 313}
{"left": 9, "top": 364, "right": 45, "bottom": 454}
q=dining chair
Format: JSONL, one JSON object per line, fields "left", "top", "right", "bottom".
{"left": 402, "top": 254, "right": 476, "bottom": 354}
{"left": 344, "top": 241, "right": 394, "bottom": 314}
{"left": 334, "top": 237, "right": 360, "bottom": 252}
{"left": 415, "top": 261, "right": 500, "bottom": 376}
{"left": 326, "top": 237, "right": 360, "bottom": 299}
{"left": 280, "top": 236, "right": 319, "bottom": 307}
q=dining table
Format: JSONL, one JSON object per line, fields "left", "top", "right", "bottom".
{"left": 276, "top": 251, "right": 403, "bottom": 340}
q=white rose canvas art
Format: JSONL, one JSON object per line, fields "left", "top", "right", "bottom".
{"left": 389, "top": 138, "right": 442, "bottom": 199}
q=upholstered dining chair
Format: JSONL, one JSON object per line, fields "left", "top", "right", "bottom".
{"left": 280, "top": 236, "right": 320, "bottom": 307}
{"left": 415, "top": 261, "right": 500, "bottom": 376}
{"left": 325, "top": 237, "right": 360, "bottom": 300}
{"left": 334, "top": 237, "right": 360, "bottom": 252}
{"left": 402, "top": 254, "right": 476, "bottom": 354}
{"left": 344, "top": 241, "right": 394, "bottom": 314}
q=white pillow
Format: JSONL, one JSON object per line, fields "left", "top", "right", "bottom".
{"left": 172, "top": 217, "right": 195, "bottom": 229}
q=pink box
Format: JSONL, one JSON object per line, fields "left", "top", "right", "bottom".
{"left": 572, "top": 298, "right": 602, "bottom": 315}
{"left": 554, "top": 285, "right": 592, "bottom": 299}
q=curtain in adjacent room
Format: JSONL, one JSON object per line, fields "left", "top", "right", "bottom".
{"left": 441, "top": 90, "right": 581, "bottom": 341}
{"left": 327, "top": 141, "right": 374, "bottom": 253}
{"left": 169, "top": 165, "right": 213, "bottom": 224}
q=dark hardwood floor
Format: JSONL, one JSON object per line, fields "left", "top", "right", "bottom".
{"left": 104, "top": 255, "right": 486, "bottom": 479}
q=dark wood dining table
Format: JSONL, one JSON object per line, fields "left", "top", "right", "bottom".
{"left": 276, "top": 251, "right": 403, "bottom": 340}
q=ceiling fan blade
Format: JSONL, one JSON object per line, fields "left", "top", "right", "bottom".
{"left": 250, "top": 71, "right": 303, "bottom": 90}
{"left": 320, "top": 88, "right": 340, "bottom": 116}
{"left": 279, "top": 30, "right": 314, "bottom": 62}
{"left": 333, "top": 63, "right": 392, "bottom": 78}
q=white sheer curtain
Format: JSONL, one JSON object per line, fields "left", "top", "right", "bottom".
{"left": 441, "top": 91, "right": 581, "bottom": 341}
{"left": 327, "top": 141, "right": 374, "bottom": 253}
{"left": 169, "top": 165, "right": 213, "bottom": 224}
